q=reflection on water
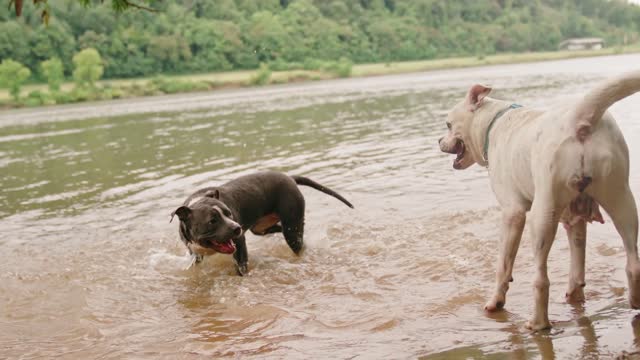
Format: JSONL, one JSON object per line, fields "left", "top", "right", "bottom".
{"left": 1, "top": 54, "right": 640, "bottom": 358}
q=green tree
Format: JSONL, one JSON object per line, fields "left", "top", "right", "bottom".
{"left": 104, "top": 29, "right": 155, "bottom": 78}
{"left": 194, "top": 0, "right": 241, "bottom": 21}
{"left": 147, "top": 35, "right": 192, "bottom": 72}
{"left": 183, "top": 19, "right": 243, "bottom": 72}
{"left": 29, "top": 21, "right": 77, "bottom": 74}
{"left": 0, "top": 59, "right": 31, "bottom": 101}
{"left": 244, "top": 11, "right": 288, "bottom": 63}
{"left": 234, "top": 0, "right": 281, "bottom": 15}
{"left": 64, "top": 5, "right": 118, "bottom": 37}
{"left": 280, "top": 0, "right": 345, "bottom": 61}
{"left": 72, "top": 48, "right": 103, "bottom": 87}
{"left": 40, "top": 57, "right": 64, "bottom": 92}
{"left": 0, "top": 21, "right": 31, "bottom": 66}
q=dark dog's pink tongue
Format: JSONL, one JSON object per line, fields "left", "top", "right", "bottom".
{"left": 215, "top": 241, "right": 236, "bottom": 254}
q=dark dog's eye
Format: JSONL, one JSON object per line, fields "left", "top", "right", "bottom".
{"left": 209, "top": 213, "right": 220, "bottom": 224}
{"left": 223, "top": 209, "right": 231, "bottom": 217}
{"left": 446, "top": 122, "right": 452, "bottom": 130}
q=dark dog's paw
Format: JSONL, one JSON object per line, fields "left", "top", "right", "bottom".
{"left": 185, "top": 254, "right": 203, "bottom": 270}
{"left": 287, "top": 240, "right": 304, "bottom": 255}
{"left": 236, "top": 263, "right": 248, "bottom": 276}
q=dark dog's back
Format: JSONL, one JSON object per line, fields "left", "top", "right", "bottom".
{"left": 218, "top": 171, "right": 352, "bottom": 225}
{"left": 218, "top": 171, "right": 299, "bottom": 226}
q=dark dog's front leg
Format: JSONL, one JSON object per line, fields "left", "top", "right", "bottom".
{"left": 185, "top": 250, "right": 203, "bottom": 270}
{"left": 179, "top": 225, "right": 204, "bottom": 269}
{"left": 233, "top": 235, "right": 248, "bottom": 276}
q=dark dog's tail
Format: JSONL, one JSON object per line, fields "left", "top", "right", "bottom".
{"left": 292, "top": 176, "right": 354, "bottom": 208}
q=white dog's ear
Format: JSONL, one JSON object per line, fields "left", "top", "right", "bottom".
{"left": 466, "top": 84, "right": 492, "bottom": 111}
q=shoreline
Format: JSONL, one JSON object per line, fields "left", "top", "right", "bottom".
{"left": 1, "top": 46, "right": 639, "bottom": 110}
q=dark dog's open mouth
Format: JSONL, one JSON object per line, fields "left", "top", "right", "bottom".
{"left": 214, "top": 239, "right": 236, "bottom": 254}
{"left": 203, "top": 238, "right": 237, "bottom": 254}
{"left": 445, "top": 139, "right": 466, "bottom": 169}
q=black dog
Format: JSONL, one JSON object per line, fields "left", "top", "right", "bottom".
{"left": 171, "top": 171, "right": 353, "bottom": 275}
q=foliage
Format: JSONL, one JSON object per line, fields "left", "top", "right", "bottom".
{"left": 322, "top": 58, "right": 353, "bottom": 78}
{"left": 40, "top": 57, "right": 64, "bottom": 91}
{"left": 24, "top": 89, "right": 54, "bottom": 106}
{"left": 149, "top": 76, "right": 210, "bottom": 94}
{"left": 250, "top": 63, "right": 272, "bottom": 85}
{"left": 72, "top": 48, "right": 103, "bottom": 87}
{"left": 0, "top": 59, "right": 31, "bottom": 100}
{"left": 3, "top": 72, "right": 222, "bottom": 107}
{"left": 29, "top": 22, "right": 77, "bottom": 74}
{"left": 0, "top": 21, "right": 30, "bottom": 67}
{"left": 1, "top": 0, "right": 639, "bottom": 81}
{"left": 11, "top": 0, "right": 157, "bottom": 19}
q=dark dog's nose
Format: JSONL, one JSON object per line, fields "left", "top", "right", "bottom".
{"left": 233, "top": 226, "right": 242, "bottom": 236}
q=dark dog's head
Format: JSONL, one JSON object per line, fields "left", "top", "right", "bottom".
{"left": 171, "top": 190, "right": 242, "bottom": 254}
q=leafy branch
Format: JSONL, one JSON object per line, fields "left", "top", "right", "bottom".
{"left": 9, "top": 0, "right": 157, "bottom": 20}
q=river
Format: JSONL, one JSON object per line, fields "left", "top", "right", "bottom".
{"left": 2, "top": 53, "right": 640, "bottom": 359}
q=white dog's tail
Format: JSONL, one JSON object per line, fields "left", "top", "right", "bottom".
{"left": 574, "top": 70, "right": 640, "bottom": 140}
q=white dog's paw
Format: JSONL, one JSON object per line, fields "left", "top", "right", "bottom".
{"left": 484, "top": 296, "right": 506, "bottom": 312}
{"left": 626, "top": 265, "right": 640, "bottom": 309}
{"left": 565, "top": 285, "right": 585, "bottom": 303}
{"left": 525, "top": 318, "right": 552, "bottom": 331}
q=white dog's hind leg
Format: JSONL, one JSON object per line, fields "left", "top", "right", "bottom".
{"left": 565, "top": 220, "right": 587, "bottom": 303}
{"left": 526, "top": 191, "right": 563, "bottom": 331}
{"left": 596, "top": 185, "right": 640, "bottom": 309}
{"left": 485, "top": 208, "right": 526, "bottom": 312}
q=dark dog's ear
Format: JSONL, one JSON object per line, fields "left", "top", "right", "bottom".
{"left": 204, "top": 189, "right": 219, "bottom": 199}
{"left": 466, "top": 84, "right": 492, "bottom": 112}
{"left": 170, "top": 206, "right": 192, "bottom": 223}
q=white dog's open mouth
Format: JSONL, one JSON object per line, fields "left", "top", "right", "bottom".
{"left": 444, "top": 139, "right": 466, "bottom": 169}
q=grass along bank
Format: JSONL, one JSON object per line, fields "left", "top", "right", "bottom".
{"left": 2, "top": 45, "right": 639, "bottom": 109}
{"left": 351, "top": 45, "right": 640, "bottom": 76}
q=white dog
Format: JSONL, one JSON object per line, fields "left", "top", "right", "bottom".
{"left": 439, "top": 70, "right": 640, "bottom": 330}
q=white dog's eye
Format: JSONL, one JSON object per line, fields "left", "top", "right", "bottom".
{"left": 446, "top": 122, "right": 452, "bottom": 130}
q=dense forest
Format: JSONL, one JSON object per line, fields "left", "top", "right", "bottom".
{"left": 1, "top": 0, "right": 640, "bottom": 80}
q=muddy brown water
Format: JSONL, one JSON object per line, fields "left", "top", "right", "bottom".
{"left": 2, "top": 54, "right": 640, "bottom": 359}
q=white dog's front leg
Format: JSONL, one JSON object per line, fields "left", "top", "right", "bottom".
{"left": 526, "top": 197, "right": 561, "bottom": 331}
{"left": 485, "top": 208, "right": 526, "bottom": 312}
{"left": 565, "top": 220, "right": 587, "bottom": 303}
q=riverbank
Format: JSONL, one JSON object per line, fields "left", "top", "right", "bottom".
{"left": 2, "top": 45, "right": 639, "bottom": 109}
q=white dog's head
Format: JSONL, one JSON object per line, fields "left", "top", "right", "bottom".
{"left": 438, "top": 84, "right": 492, "bottom": 170}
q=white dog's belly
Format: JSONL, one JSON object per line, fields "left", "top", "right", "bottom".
{"left": 561, "top": 193, "right": 605, "bottom": 227}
